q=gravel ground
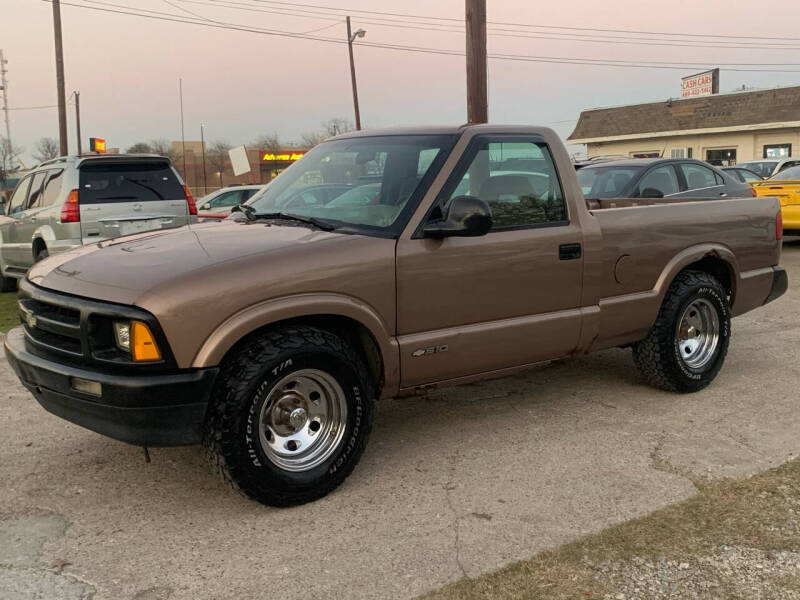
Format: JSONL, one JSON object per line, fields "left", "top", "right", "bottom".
{"left": 600, "top": 546, "right": 800, "bottom": 600}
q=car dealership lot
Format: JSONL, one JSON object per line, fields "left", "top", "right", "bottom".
{"left": 1, "top": 242, "right": 798, "bottom": 600}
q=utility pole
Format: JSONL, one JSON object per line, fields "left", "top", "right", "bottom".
{"left": 465, "top": 0, "right": 488, "bottom": 123}
{"left": 51, "top": 0, "right": 69, "bottom": 155}
{"left": 0, "top": 50, "right": 11, "bottom": 151}
{"left": 74, "top": 91, "right": 81, "bottom": 155}
{"left": 200, "top": 124, "right": 207, "bottom": 194}
{"left": 346, "top": 16, "right": 365, "bottom": 131}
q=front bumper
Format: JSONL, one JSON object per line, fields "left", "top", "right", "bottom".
{"left": 5, "top": 327, "right": 218, "bottom": 446}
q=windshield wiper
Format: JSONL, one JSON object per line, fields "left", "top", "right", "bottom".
{"left": 254, "top": 211, "right": 336, "bottom": 231}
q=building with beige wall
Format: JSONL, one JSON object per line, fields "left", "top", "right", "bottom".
{"left": 568, "top": 85, "right": 800, "bottom": 166}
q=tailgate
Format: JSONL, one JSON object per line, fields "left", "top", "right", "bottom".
{"left": 753, "top": 180, "right": 800, "bottom": 206}
{"left": 78, "top": 159, "right": 189, "bottom": 242}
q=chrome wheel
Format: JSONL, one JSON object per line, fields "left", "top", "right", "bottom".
{"left": 676, "top": 298, "right": 720, "bottom": 370}
{"left": 257, "top": 369, "right": 348, "bottom": 472}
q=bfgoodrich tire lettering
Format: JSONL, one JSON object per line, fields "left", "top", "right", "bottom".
{"left": 632, "top": 270, "right": 730, "bottom": 393}
{"left": 204, "top": 325, "right": 374, "bottom": 507}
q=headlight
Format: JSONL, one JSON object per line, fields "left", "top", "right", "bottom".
{"left": 114, "top": 321, "right": 131, "bottom": 350}
{"left": 113, "top": 320, "right": 162, "bottom": 362}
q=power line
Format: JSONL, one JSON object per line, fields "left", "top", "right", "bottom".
{"left": 46, "top": 1, "right": 800, "bottom": 73}
{"left": 236, "top": 0, "right": 800, "bottom": 43}
{"left": 184, "top": 0, "right": 800, "bottom": 50}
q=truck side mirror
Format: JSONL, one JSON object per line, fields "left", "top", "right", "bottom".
{"left": 423, "top": 195, "right": 493, "bottom": 238}
{"left": 640, "top": 187, "right": 664, "bottom": 199}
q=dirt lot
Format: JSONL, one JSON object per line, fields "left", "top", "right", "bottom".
{"left": 0, "top": 242, "right": 798, "bottom": 600}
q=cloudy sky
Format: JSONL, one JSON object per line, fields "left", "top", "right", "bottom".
{"left": 3, "top": 0, "right": 800, "bottom": 162}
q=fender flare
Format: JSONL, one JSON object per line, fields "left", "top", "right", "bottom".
{"left": 191, "top": 293, "right": 400, "bottom": 396}
{"left": 652, "top": 243, "right": 738, "bottom": 301}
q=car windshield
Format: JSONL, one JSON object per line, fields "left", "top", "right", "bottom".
{"left": 576, "top": 165, "right": 644, "bottom": 198}
{"left": 739, "top": 161, "right": 778, "bottom": 178}
{"left": 247, "top": 134, "right": 455, "bottom": 233}
{"left": 770, "top": 165, "right": 800, "bottom": 180}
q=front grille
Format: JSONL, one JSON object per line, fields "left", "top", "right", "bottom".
{"left": 19, "top": 298, "right": 83, "bottom": 357}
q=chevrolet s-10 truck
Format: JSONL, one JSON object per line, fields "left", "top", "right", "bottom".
{"left": 4, "top": 125, "right": 787, "bottom": 506}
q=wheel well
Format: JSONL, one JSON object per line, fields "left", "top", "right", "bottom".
{"left": 683, "top": 255, "right": 734, "bottom": 300}
{"left": 224, "top": 315, "right": 385, "bottom": 397}
{"left": 32, "top": 237, "right": 47, "bottom": 257}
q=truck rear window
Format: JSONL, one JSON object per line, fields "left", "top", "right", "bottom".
{"left": 79, "top": 162, "right": 183, "bottom": 203}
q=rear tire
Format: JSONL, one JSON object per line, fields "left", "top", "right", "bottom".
{"left": 204, "top": 325, "right": 374, "bottom": 507}
{"left": 633, "top": 270, "right": 730, "bottom": 393}
{"left": 34, "top": 247, "right": 49, "bottom": 263}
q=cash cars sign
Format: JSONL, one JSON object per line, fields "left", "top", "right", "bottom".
{"left": 681, "top": 69, "right": 719, "bottom": 98}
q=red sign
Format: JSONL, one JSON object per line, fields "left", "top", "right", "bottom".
{"left": 681, "top": 69, "right": 719, "bottom": 98}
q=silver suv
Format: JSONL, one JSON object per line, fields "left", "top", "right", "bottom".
{"left": 0, "top": 155, "right": 196, "bottom": 290}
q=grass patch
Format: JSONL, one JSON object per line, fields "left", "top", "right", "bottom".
{"left": 422, "top": 459, "right": 800, "bottom": 599}
{"left": 0, "top": 290, "right": 19, "bottom": 333}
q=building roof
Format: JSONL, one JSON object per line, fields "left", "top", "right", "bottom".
{"left": 568, "top": 85, "right": 800, "bottom": 144}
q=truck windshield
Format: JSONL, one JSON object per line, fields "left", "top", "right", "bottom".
{"left": 577, "top": 165, "right": 644, "bottom": 199}
{"left": 247, "top": 134, "right": 456, "bottom": 234}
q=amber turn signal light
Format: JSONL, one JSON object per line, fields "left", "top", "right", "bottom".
{"left": 131, "top": 321, "right": 162, "bottom": 362}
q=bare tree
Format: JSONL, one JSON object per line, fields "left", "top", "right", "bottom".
{"left": 207, "top": 140, "right": 232, "bottom": 187}
{"left": 322, "top": 118, "right": 355, "bottom": 137}
{"left": 0, "top": 137, "right": 23, "bottom": 194}
{"left": 33, "top": 137, "right": 59, "bottom": 163}
{"left": 149, "top": 138, "right": 181, "bottom": 164}
{"left": 126, "top": 142, "right": 152, "bottom": 154}
{"left": 252, "top": 133, "right": 282, "bottom": 154}
{"left": 300, "top": 131, "right": 328, "bottom": 148}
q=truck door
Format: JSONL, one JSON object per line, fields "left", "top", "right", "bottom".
{"left": 395, "top": 135, "right": 584, "bottom": 388}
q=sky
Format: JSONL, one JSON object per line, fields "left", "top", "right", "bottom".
{"left": 3, "top": 0, "right": 800, "bottom": 164}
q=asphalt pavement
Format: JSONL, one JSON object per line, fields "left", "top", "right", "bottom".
{"left": 1, "top": 242, "right": 799, "bottom": 600}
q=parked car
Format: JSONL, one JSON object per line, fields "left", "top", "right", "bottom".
{"left": 577, "top": 158, "right": 754, "bottom": 200}
{"left": 738, "top": 157, "right": 800, "bottom": 179}
{"left": 751, "top": 164, "right": 800, "bottom": 235}
{"left": 5, "top": 125, "right": 786, "bottom": 507}
{"left": 196, "top": 184, "right": 265, "bottom": 220}
{"left": 0, "top": 154, "right": 196, "bottom": 291}
{"left": 721, "top": 166, "right": 763, "bottom": 183}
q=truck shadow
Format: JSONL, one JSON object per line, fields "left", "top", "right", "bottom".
{"left": 45, "top": 347, "right": 653, "bottom": 510}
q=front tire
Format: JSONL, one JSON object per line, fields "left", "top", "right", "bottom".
{"left": 633, "top": 270, "right": 730, "bottom": 393}
{"left": 204, "top": 325, "right": 374, "bottom": 507}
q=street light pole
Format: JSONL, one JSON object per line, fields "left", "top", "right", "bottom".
{"left": 73, "top": 91, "right": 81, "bottom": 155}
{"left": 200, "top": 124, "right": 207, "bottom": 194}
{"left": 51, "top": 0, "right": 69, "bottom": 155}
{"left": 346, "top": 17, "right": 366, "bottom": 131}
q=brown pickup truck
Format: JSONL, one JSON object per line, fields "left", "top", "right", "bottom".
{"left": 4, "top": 125, "right": 787, "bottom": 506}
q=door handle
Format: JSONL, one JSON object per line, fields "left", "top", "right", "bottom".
{"left": 559, "top": 243, "right": 582, "bottom": 260}
{"left": 29, "top": 216, "right": 36, "bottom": 223}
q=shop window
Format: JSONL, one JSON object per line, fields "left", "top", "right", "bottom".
{"left": 705, "top": 148, "right": 737, "bottom": 166}
{"left": 764, "top": 144, "right": 792, "bottom": 159}
{"left": 670, "top": 148, "right": 693, "bottom": 159}
{"left": 630, "top": 151, "right": 660, "bottom": 158}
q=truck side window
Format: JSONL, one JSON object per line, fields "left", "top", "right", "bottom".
{"left": 443, "top": 140, "right": 567, "bottom": 229}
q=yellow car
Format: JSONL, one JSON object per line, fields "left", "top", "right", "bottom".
{"left": 752, "top": 165, "right": 800, "bottom": 236}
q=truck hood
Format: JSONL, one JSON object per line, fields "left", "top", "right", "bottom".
{"left": 28, "top": 221, "right": 346, "bottom": 305}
